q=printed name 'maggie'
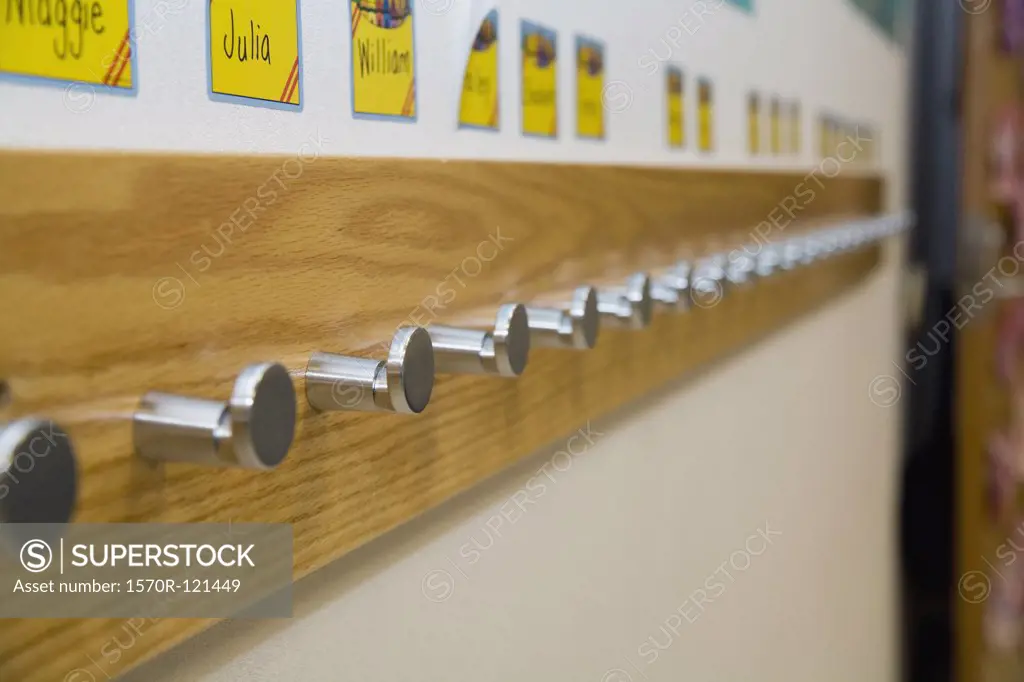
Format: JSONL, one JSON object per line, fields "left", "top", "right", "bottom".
{"left": 5, "top": 0, "right": 107, "bottom": 60}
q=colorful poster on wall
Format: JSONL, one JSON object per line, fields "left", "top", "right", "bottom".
{"left": 667, "top": 67, "right": 684, "bottom": 149}
{"left": 747, "top": 93, "right": 761, "bottom": 155}
{"left": 521, "top": 21, "right": 557, "bottom": 138}
{"left": 698, "top": 78, "right": 714, "bottom": 152}
{"left": 209, "top": 0, "right": 301, "bottom": 108}
{"left": 0, "top": 0, "right": 136, "bottom": 94}
{"left": 576, "top": 36, "right": 605, "bottom": 140}
{"left": 459, "top": 9, "right": 499, "bottom": 130}
{"left": 350, "top": 0, "right": 416, "bottom": 120}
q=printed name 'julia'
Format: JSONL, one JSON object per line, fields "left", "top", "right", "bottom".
{"left": 223, "top": 8, "right": 271, "bottom": 64}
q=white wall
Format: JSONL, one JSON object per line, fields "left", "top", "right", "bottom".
{"left": 4, "top": 0, "right": 910, "bottom": 679}
{"left": 1, "top": 0, "right": 905, "bottom": 175}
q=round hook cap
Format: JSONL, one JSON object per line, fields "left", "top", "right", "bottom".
{"left": 625, "top": 273, "right": 653, "bottom": 328}
{"left": 0, "top": 419, "right": 78, "bottom": 524}
{"left": 569, "top": 286, "right": 600, "bottom": 349}
{"left": 493, "top": 304, "right": 531, "bottom": 376}
{"left": 387, "top": 327, "right": 435, "bottom": 414}
{"left": 230, "top": 363, "right": 297, "bottom": 470}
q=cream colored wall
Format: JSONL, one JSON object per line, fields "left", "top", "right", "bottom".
{"left": 120, "top": 237, "right": 906, "bottom": 682}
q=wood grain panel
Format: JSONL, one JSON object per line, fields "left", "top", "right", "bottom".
{"left": 957, "top": 4, "right": 1024, "bottom": 682}
{"left": 0, "top": 150, "right": 882, "bottom": 680}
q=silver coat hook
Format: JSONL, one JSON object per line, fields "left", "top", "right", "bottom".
{"left": 851, "top": 223, "right": 870, "bottom": 249}
{"left": 597, "top": 273, "right": 653, "bottom": 329}
{"left": 0, "top": 418, "right": 78, "bottom": 523}
{"left": 526, "top": 286, "right": 600, "bottom": 350}
{"left": 726, "top": 248, "right": 758, "bottom": 287}
{"left": 798, "top": 236, "right": 820, "bottom": 265}
{"left": 650, "top": 282, "right": 681, "bottom": 310}
{"left": 781, "top": 239, "right": 804, "bottom": 270}
{"left": 134, "top": 363, "right": 297, "bottom": 470}
{"left": 814, "top": 235, "right": 834, "bottom": 261}
{"left": 305, "top": 327, "right": 434, "bottom": 414}
{"left": 842, "top": 227, "right": 858, "bottom": 251}
{"left": 429, "top": 304, "right": 531, "bottom": 377}
{"left": 690, "top": 256, "right": 730, "bottom": 306}
{"left": 822, "top": 233, "right": 841, "bottom": 257}
{"left": 755, "top": 245, "right": 782, "bottom": 277}
{"left": 652, "top": 261, "right": 693, "bottom": 312}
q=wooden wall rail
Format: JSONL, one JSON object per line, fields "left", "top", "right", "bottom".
{"left": 0, "top": 151, "right": 882, "bottom": 680}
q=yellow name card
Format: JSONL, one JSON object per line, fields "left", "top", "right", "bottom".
{"left": 698, "top": 78, "right": 713, "bottom": 152}
{"left": 521, "top": 21, "right": 557, "bottom": 138}
{"left": 821, "top": 116, "right": 838, "bottom": 157}
{"left": 0, "top": 0, "right": 134, "bottom": 89}
{"left": 351, "top": 0, "right": 415, "bottom": 119}
{"left": 209, "top": 0, "right": 301, "bottom": 107}
{"left": 459, "top": 9, "right": 498, "bottom": 130}
{"left": 575, "top": 36, "right": 604, "bottom": 140}
{"left": 769, "top": 96, "right": 781, "bottom": 155}
{"left": 789, "top": 101, "right": 801, "bottom": 154}
{"left": 747, "top": 93, "right": 760, "bottom": 155}
{"left": 667, "top": 67, "right": 684, "bottom": 149}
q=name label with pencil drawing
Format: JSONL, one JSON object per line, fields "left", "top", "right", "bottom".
{"left": 208, "top": 0, "right": 300, "bottom": 108}
{"left": 350, "top": 0, "right": 416, "bottom": 120}
{"left": 0, "top": 0, "right": 135, "bottom": 91}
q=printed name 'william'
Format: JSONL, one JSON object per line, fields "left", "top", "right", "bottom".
{"left": 357, "top": 38, "right": 410, "bottom": 78}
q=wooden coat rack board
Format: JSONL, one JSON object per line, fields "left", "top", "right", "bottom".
{"left": 0, "top": 150, "right": 883, "bottom": 681}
